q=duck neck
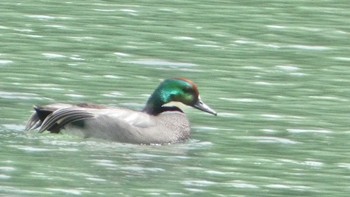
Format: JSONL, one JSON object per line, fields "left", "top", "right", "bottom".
{"left": 142, "top": 93, "right": 166, "bottom": 115}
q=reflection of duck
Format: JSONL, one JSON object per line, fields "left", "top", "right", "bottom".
{"left": 25, "top": 78, "right": 217, "bottom": 144}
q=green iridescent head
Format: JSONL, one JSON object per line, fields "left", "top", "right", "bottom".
{"left": 143, "top": 78, "right": 217, "bottom": 116}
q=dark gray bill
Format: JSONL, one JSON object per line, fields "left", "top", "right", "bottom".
{"left": 193, "top": 98, "right": 217, "bottom": 116}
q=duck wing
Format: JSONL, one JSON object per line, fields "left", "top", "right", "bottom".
{"left": 25, "top": 104, "right": 89, "bottom": 132}
{"left": 38, "top": 107, "right": 95, "bottom": 133}
{"left": 25, "top": 104, "right": 74, "bottom": 132}
{"left": 46, "top": 108, "right": 158, "bottom": 143}
{"left": 25, "top": 111, "right": 41, "bottom": 131}
{"left": 26, "top": 104, "right": 156, "bottom": 132}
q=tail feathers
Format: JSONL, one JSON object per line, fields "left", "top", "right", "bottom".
{"left": 25, "top": 106, "right": 94, "bottom": 133}
{"left": 25, "top": 106, "right": 51, "bottom": 131}
{"left": 39, "top": 108, "right": 94, "bottom": 133}
{"left": 25, "top": 112, "right": 41, "bottom": 131}
{"left": 35, "top": 106, "right": 54, "bottom": 122}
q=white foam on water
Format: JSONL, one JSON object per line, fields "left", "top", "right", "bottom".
{"left": 287, "top": 128, "right": 332, "bottom": 134}
{"left": 42, "top": 53, "right": 66, "bottom": 59}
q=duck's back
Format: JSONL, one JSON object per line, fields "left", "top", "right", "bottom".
{"left": 65, "top": 110, "right": 191, "bottom": 144}
{"left": 26, "top": 104, "right": 191, "bottom": 144}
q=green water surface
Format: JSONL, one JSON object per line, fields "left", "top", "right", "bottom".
{"left": 1, "top": 0, "right": 350, "bottom": 196}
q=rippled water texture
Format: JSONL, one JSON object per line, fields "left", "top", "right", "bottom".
{"left": 1, "top": 0, "right": 350, "bottom": 196}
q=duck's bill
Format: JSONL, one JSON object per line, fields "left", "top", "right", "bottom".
{"left": 193, "top": 98, "right": 217, "bottom": 116}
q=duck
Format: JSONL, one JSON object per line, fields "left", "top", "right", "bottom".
{"left": 25, "top": 78, "right": 217, "bottom": 144}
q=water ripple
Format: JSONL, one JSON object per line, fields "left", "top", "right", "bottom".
{"left": 237, "top": 136, "right": 300, "bottom": 144}
{"left": 0, "top": 91, "right": 44, "bottom": 100}
{"left": 287, "top": 129, "right": 332, "bottom": 134}
{"left": 46, "top": 188, "right": 91, "bottom": 195}
{"left": 126, "top": 59, "right": 198, "bottom": 68}
{"left": 42, "top": 53, "right": 66, "bottom": 59}
{"left": 224, "top": 181, "right": 259, "bottom": 189}
{"left": 0, "top": 60, "right": 13, "bottom": 65}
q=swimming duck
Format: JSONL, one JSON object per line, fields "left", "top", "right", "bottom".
{"left": 25, "top": 78, "right": 217, "bottom": 144}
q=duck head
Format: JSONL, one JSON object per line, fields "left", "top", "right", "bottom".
{"left": 143, "top": 78, "right": 217, "bottom": 116}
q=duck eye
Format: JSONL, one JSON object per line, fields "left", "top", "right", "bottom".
{"left": 184, "top": 87, "right": 194, "bottom": 94}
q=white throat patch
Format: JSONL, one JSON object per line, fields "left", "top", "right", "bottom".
{"left": 162, "top": 101, "right": 189, "bottom": 111}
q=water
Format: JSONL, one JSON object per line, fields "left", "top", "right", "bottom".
{"left": 1, "top": 0, "right": 350, "bottom": 196}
